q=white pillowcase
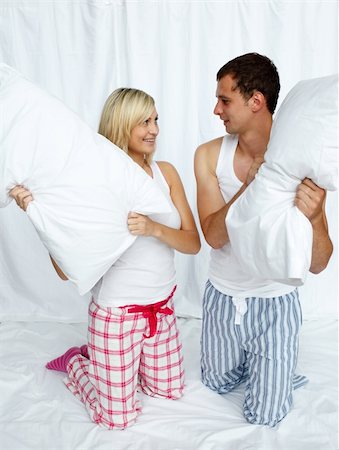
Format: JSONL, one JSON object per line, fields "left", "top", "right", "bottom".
{"left": 227, "top": 74, "right": 338, "bottom": 286}
{"left": 0, "top": 64, "right": 171, "bottom": 295}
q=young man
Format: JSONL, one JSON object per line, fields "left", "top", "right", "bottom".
{"left": 194, "top": 53, "right": 333, "bottom": 427}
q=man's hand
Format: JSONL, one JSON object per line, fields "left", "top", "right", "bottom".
{"left": 294, "top": 178, "right": 326, "bottom": 223}
{"left": 295, "top": 178, "right": 332, "bottom": 274}
{"left": 9, "top": 185, "right": 33, "bottom": 211}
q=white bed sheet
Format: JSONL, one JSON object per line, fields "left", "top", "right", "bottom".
{"left": 0, "top": 318, "right": 337, "bottom": 450}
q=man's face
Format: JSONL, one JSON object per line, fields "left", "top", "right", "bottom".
{"left": 214, "top": 75, "right": 252, "bottom": 135}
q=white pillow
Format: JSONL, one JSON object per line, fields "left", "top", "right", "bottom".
{"left": 0, "top": 64, "right": 171, "bottom": 295}
{"left": 227, "top": 75, "right": 338, "bottom": 286}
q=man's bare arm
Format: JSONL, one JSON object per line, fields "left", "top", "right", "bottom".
{"left": 194, "top": 141, "right": 263, "bottom": 248}
{"left": 295, "top": 178, "right": 333, "bottom": 273}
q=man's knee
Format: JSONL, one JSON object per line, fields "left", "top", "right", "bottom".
{"left": 201, "top": 367, "right": 243, "bottom": 394}
{"left": 243, "top": 386, "right": 293, "bottom": 427}
{"left": 243, "top": 405, "right": 290, "bottom": 427}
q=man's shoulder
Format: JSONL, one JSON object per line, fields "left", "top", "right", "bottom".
{"left": 194, "top": 136, "right": 226, "bottom": 178}
{"left": 195, "top": 136, "right": 225, "bottom": 166}
{"left": 196, "top": 136, "right": 224, "bottom": 154}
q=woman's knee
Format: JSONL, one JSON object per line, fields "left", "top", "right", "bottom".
{"left": 90, "top": 401, "right": 141, "bottom": 430}
{"left": 140, "top": 373, "right": 185, "bottom": 399}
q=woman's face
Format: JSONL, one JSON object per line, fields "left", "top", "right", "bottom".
{"left": 128, "top": 108, "right": 159, "bottom": 159}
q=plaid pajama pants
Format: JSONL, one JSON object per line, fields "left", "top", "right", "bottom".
{"left": 64, "top": 288, "right": 184, "bottom": 430}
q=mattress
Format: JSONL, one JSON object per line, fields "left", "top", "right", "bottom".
{"left": 0, "top": 318, "right": 337, "bottom": 450}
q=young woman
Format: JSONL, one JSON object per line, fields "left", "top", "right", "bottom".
{"left": 10, "top": 88, "right": 200, "bottom": 429}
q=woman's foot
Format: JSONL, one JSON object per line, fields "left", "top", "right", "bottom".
{"left": 46, "top": 346, "right": 81, "bottom": 373}
{"left": 80, "top": 344, "right": 89, "bottom": 359}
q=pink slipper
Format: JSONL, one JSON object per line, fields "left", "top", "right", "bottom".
{"left": 46, "top": 346, "right": 81, "bottom": 373}
{"left": 80, "top": 344, "right": 89, "bottom": 359}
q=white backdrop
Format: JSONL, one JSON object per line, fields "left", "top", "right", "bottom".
{"left": 0, "top": 0, "right": 337, "bottom": 322}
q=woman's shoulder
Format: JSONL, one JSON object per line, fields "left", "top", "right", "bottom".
{"left": 154, "top": 160, "right": 180, "bottom": 187}
{"left": 155, "top": 160, "right": 176, "bottom": 172}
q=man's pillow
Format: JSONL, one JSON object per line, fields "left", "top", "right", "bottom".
{"left": 0, "top": 64, "right": 171, "bottom": 295}
{"left": 227, "top": 75, "right": 338, "bottom": 286}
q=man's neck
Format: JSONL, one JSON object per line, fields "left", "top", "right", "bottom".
{"left": 237, "top": 117, "right": 272, "bottom": 158}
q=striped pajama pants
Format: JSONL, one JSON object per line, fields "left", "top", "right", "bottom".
{"left": 64, "top": 294, "right": 184, "bottom": 430}
{"left": 201, "top": 280, "right": 308, "bottom": 427}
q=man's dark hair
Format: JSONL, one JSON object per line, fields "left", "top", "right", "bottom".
{"left": 217, "top": 53, "right": 280, "bottom": 114}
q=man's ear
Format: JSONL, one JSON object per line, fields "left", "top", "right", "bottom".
{"left": 249, "top": 91, "right": 266, "bottom": 112}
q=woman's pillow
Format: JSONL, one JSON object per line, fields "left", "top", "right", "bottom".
{"left": 0, "top": 64, "right": 171, "bottom": 295}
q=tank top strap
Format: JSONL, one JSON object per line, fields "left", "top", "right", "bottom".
{"left": 150, "top": 161, "right": 170, "bottom": 194}
{"left": 215, "top": 135, "right": 242, "bottom": 202}
{"left": 216, "top": 134, "right": 238, "bottom": 180}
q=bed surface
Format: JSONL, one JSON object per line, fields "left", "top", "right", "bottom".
{"left": 0, "top": 317, "right": 337, "bottom": 450}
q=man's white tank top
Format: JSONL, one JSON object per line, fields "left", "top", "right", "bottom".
{"left": 92, "top": 161, "right": 181, "bottom": 307}
{"left": 209, "top": 135, "right": 296, "bottom": 298}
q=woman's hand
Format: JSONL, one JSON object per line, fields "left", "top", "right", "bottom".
{"left": 127, "top": 212, "right": 158, "bottom": 237}
{"left": 9, "top": 185, "right": 33, "bottom": 211}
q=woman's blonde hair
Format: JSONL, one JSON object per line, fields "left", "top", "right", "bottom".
{"left": 98, "top": 88, "right": 156, "bottom": 163}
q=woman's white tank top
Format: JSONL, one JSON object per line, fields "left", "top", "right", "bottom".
{"left": 208, "top": 135, "right": 296, "bottom": 298}
{"left": 92, "top": 161, "right": 181, "bottom": 307}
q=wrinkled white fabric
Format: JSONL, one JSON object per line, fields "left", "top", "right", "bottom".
{"left": 0, "top": 64, "right": 171, "bottom": 295}
{"left": 227, "top": 75, "right": 338, "bottom": 286}
{"left": 1, "top": 318, "right": 337, "bottom": 450}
